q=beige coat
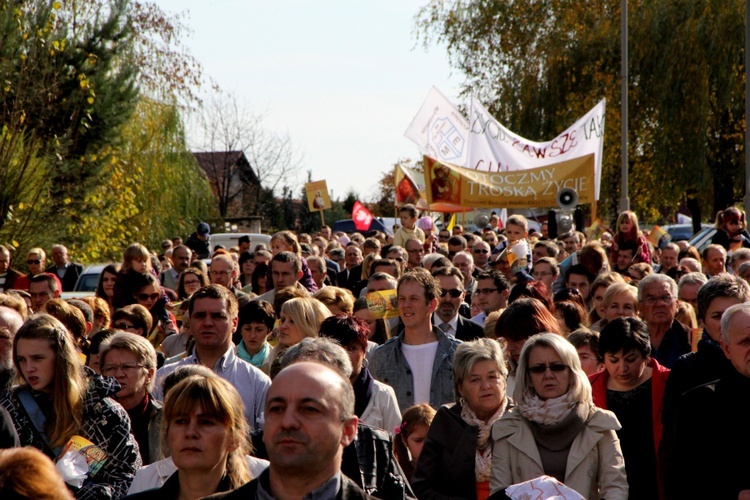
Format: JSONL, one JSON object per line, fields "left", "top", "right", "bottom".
{"left": 490, "top": 406, "right": 628, "bottom": 500}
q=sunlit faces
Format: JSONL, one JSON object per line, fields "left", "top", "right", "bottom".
{"left": 562, "top": 235, "right": 579, "bottom": 254}
{"left": 532, "top": 262, "right": 557, "bottom": 290}
{"left": 660, "top": 248, "right": 679, "bottom": 271}
{"left": 172, "top": 248, "right": 192, "bottom": 273}
{"left": 603, "top": 349, "right": 650, "bottom": 391}
{"left": 189, "top": 297, "right": 237, "bottom": 351}
{"left": 209, "top": 259, "right": 234, "bottom": 288}
{"left": 703, "top": 248, "right": 726, "bottom": 276}
{"left": 721, "top": 310, "right": 750, "bottom": 378}
{"left": 271, "top": 260, "right": 301, "bottom": 289}
{"left": 591, "top": 286, "right": 607, "bottom": 319}
{"left": 271, "top": 240, "right": 293, "bottom": 255}
{"left": 345, "top": 247, "right": 363, "bottom": 269}
{"left": 182, "top": 272, "right": 203, "bottom": 297}
{"left": 131, "top": 259, "right": 149, "bottom": 274}
{"left": 0, "top": 250, "right": 9, "bottom": 273}
{"left": 475, "top": 278, "right": 506, "bottom": 314}
{"left": 458, "top": 360, "right": 506, "bottom": 421}
{"left": 504, "top": 223, "right": 527, "bottom": 245}
{"left": 403, "top": 424, "right": 428, "bottom": 465}
{"left": 101, "top": 271, "right": 117, "bottom": 298}
{"left": 576, "top": 345, "right": 603, "bottom": 376}
{"left": 241, "top": 322, "right": 270, "bottom": 356}
{"left": 29, "top": 280, "right": 55, "bottom": 312}
{"left": 399, "top": 211, "right": 417, "bottom": 230}
{"left": 101, "top": 348, "right": 151, "bottom": 409}
{"left": 278, "top": 312, "right": 304, "bottom": 347}
{"left": 136, "top": 284, "right": 160, "bottom": 310}
{"left": 343, "top": 343, "right": 365, "bottom": 382}
{"left": 397, "top": 281, "right": 436, "bottom": 330}
{"left": 639, "top": 281, "right": 677, "bottom": 326}
{"left": 566, "top": 273, "right": 591, "bottom": 301}
{"left": 605, "top": 292, "right": 638, "bottom": 321}
{"left": 26, "top": 253, "right": 44, "bottom": 275}
{"left": 527, "top": 345, "right": 570, "bottom": 400}
{"left": 16, "top": 338, "right": 56, "bottom": 394}
{"left": 678, "top": 283, "right": 701, "bottom": 309}
{"left": 353, "top": 308, "right": 377, "bottom": 340}
{"left": 435, "top": 274, "right": 464, "bottom": 323}
{"left": 167, "top": 403, "right": 238, "bottom": 475}
{"left": 452, "top": 254, "right": 474, "bottom": 282}
{"left": 703, "top": 296, "right": 743, "bottom": 343}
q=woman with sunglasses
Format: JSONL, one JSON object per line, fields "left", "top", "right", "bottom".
{"left": 132, "top": 273, "right": 178, "bottom": 349}
{"left": 0, "top": 314, "right": 141, "bottom": 498}
{"left": 589, "top": 317, "right": 669, "bottom": 499}
{"left": 490, "top": 333, "right": 628, "bottom": 499}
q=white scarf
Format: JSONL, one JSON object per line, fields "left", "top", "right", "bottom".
{"left": 460, "top": 399, "right": 508, "bottom": 483}
{"left": 516, "top": 391, "right": 578, "bottom": 425}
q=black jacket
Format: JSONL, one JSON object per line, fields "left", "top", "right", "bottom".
{"left": 251, "top": 422, "right": 415, "bottom": 499}
{"left": 203, "top": 468, "right": 372, "bottom": 499}
{"left": 46, "top": 262, "right": 83, "bottom": 292}
{"left": 338, "top": 264, "right": 362, "bottom": 292}
{"left": 432, "top": 314, "right": 485, "bottom": 342}
{"left": 185, "top": 232, "right": 211, "bottom": 259}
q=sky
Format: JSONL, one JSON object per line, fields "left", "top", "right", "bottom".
{"left": 153, "top": 0, "right": 464, "bottom": 202}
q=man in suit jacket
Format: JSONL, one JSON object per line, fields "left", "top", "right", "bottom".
{"left": 432, "top": 266, "right": 484, "bottom": 341}
{"left": 45, "top": 244, "right": 83, "bottom": 292}
{"left": 337, "top": 244, "right": 363, "bottom": 292}
{"left": 0, "top": 246, "right": 22, "bottom": 293}
{"left": 205, "top": 362, "right": 370, "bottom": 499}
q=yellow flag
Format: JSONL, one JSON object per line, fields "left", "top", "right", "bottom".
{"left": 446, "top": 213, "right": 457, "bottom": 231}
{"left": 647, "top": 225, "right": 668, "bottom": 247}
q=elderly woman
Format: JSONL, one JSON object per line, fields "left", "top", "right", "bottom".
{"left": 411, "top": 338, "right": 512, "bottom": 499}
{"left": 318, "top": 314, "right": 401, "bottom": 432}
{"left": 123, "top": 374, "right": 253, "bottom": 500}
{"left": 589, "top": 317, "right": 669, "bottom": 500}
{"left": 491, "top": 333, "right": 628, "bottom": 500}
{"left": 590, "top": 282, "right": 639, "bottom": 331}
{"left": 176, "top": 268, "right": 209, "bottom": 301}
{"left": 99, "top": 332, "right": 163, "bottom": 465}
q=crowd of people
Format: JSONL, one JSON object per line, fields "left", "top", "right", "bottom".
{"left": 0, "top": 202, "right": 749, "bottom": 499}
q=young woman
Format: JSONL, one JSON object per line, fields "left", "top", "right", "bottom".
{"left": 393, "top": 404, "right": 436, "bottom": 484}
{"left": 0, "top": 314, "right": 141, "bottom": 498}
{"left": 95, "top": 263, "right": 119, "bottom": 315}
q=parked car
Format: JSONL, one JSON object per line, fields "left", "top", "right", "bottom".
{"left": 209, "top": 233, "right": 271, "bottom": 253}
{"left": 687, "top": 225, "right": 717, "bottom": 253}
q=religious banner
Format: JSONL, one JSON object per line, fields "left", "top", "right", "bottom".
{"left": 305, "top": 180, "right": 331, "bottom": 211}
{"left": 468, "top": 98, "right": 605, "bottom": 199}
{"left": 394, "top": 162, "right": 472, "bottom": 213}
{"left": 423, "top": 154, "right": 596, "bottom": 209}
{"left": 404, "top": 86, "right": 470, "bottom": 167}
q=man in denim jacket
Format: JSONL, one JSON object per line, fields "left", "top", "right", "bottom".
{"left": 369, "top": 269, "right": 461, "bottom": 411}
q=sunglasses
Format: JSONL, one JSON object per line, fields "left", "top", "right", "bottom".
{"left": 440, "top": 289, "right": 463, "bottom": 298}
{"left": 138, "top": 293, "right": 159, "bottom": 301}
{"left": 114, "top": 322, "right": 136, "bottom": 330}
{"left": 529, "top": 363, "right": 568, "bottom": 374}
{"left": 473, "top": 249, "right": 489, "bottom": 254}
{"left": 27, "top": 259, "right": 41, "bottom": 265}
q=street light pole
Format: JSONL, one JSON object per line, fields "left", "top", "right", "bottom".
{"left": 620, "top": 0, "right": 630, "bottom": 214}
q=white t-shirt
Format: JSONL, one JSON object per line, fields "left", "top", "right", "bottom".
{"left": 401, "top": 341, "right": 439, "bottom": 405}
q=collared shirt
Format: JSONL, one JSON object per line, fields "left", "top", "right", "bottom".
{"left": 471, "top": 311, "right": 487, "bottom": 327}
{"left": 257, "top": 471, "right": 342, "bottom": 500}
{"left": 153, "top": 346, "right": 271, "bottom": 431}
{"left": 432, "top": 312, "right": 458, "bottom": 337}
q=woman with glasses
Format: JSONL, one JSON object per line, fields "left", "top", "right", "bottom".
{"left": 412, "top": 338, "right": 513, "bottom": 499}
{"left": 0, "top": 314, "right": 141, "bottom": 498}
{"left": 176, "top": 268, "right": 208, "bottom": 301}
{"left": 132, "top": 273, "right": 178, "bottom": 348}
{"left": 589, "top": 317, "right": 669, "bottom": 500}
{"left": 490, "top": 333, "right": 628, "bottom": 499}
{"left": 99, "top": 332, "right": 164, "bottom": 465}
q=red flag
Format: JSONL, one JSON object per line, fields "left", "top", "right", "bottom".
{"left": 352, "top": 201, "right": 374, "bottom": 231}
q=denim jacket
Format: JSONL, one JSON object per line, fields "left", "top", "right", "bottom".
{"left": 368, "top": 329, "right": 461, "bottom": 411}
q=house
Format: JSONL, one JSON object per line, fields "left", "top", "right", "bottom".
{"left": 193, "top": 150, "right": 262, "bottom": 219}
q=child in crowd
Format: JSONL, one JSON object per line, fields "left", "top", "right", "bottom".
{"left": 393, "top": 203, "right": 425, "bottom": 247}
{"left": 495, "top": 214, "right": 532, "bottom": 276}
{"left": 235, "top": 300, "right": 275, "bottom": 369}
{"left": 393, "top": 403, "right": 436, "bottom": 484}
{"left": 113, "top": 243, "right": 157, "bottom": 309}
{"left": 608, "top": 210, "right": 650, "bottom": 266}
{"left": 711, "top": 206, "right": 750, "bottom": 252}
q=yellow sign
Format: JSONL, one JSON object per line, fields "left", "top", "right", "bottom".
{"left": 366, "top": 289, "right": 399, "bottom": 319}
{"left": 423, "top": 154, "right": 596, "bottom": 209}
{"left": 305, "top": 180, "right": 331, "bottom": 211}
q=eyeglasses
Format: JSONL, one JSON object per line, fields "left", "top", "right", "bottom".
{"left": 439, "top": 235, "right": 450, "bottom": 241}
{"left": 407, "top": 249, "right": 424, "bottom": 254}
{"left": 102, "top": 362, "right": 145, "bottom": 376}
{"left": 473, "top": 249, "right": 489, "bottom": 254}
{"left": 529, "top": 363, "right": 568, "bottom": 374}
{"left": 440, "top": 289, "right": 463, "bottom": 298}
{"left": 27, "top": 259, "right": 41, "bottom": 265}
{"left": 476, "top": 288, "right": 498, "bottom": 295}
{"left": 114, "top": 322, "right": 136, "bottom": 330}
{"left": 642, "top": 295, "right": 674, "bottom": 306}
{"left": 137, "top": 293, "right": 159, "bottom": 301}
{"left": 183, "top": 279, "right": 201, "bottom": 286}
{"left": 210, "top": 270, "right": 231, "bottom": 276}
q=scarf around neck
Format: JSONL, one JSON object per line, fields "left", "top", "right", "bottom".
{"left": 517, "top": 390, "right": 578, "bottom": 426}
{"left": 460, "top": 399, "right": 508, "bottom": 483}
{"left": 352, "top": 367, "right": 375, "bottom": 418}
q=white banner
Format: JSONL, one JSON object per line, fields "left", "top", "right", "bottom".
{"left": 404, "top": 87, "right": 470, "bottom": 167}
{"left": 467, "top": 98, "right": 605, "bottom": 199}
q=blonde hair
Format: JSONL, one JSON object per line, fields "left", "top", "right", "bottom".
{"left": 162, "top": 375, "right": 251, "bottom": 489}
{"left": 270, "top": 231, "right": 301, "bottom": 256}
{"left": 313, "top": 286, "right": 355, "bottom": 315}
{"left": 280, "top": 297, "right": 332, "bottom": 342}
{"left": 13, "top": 314, "right": 86, "bottom": 448}
{"left": 122, "top": 243, "right": 152, "bottom": 272}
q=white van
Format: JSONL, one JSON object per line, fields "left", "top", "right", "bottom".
{"left": 209, "top": 233, "right": 272, "bottom": 253}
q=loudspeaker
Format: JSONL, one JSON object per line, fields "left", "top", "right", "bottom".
{"left": 548, "top": 210, "right": 558, "bottom": 239}
{"left": 556, "top": 188, "right": 579, "bottom": 210}
{"left": 474, "top": 213, "right": 490, "bottom": 228}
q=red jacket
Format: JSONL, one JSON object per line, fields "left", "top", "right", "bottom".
{"left": 589, "top": 357, "right": 670, "bottom": 454}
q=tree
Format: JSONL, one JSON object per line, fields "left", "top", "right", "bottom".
{"left": 417, "top": 0, "right": 744, "bottom": 222}
{"left": 192, "top": 92, "right": 303, "bottom": 219}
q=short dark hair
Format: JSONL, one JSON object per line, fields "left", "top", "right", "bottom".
{"left": 534, "top": 240, "right": 559, "bottom": 258}
{"left": 30, "top": 273, "right": 58, "bottom": 293}
{"left": 448, "top": 235, "right": 467, "bottom": 249}
{"left": 238, "top": 300, "right": 276, "bottom": 331}
{"left": 566, "top": 264, "right": 594, "bottom": 284}
{"left": 238, "top": 235, "right": 251, "bottom": 245}
{"left": 271, "top": 251, "right": 302, "bottom": 274}
{"left": 188, "top": 284, "right": 239, "bottom": 318}
{"left": 318, "top": 314, "right": 369, "bottom": 352}
{"left": 476, "top": 269, "right": 511, "bottom": 292}
{"left": 599, "top": 317, "right": 651, "bottom": 358}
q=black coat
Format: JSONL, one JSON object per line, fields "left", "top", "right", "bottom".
{"left": 45, "top": 262, "right": 83, "bottom": 292}
{"left": 411, "top": 403, "right": 481, "bottom": 499}
{"left": 432, "top": 314, "right": 485, "bottom": 342}
{"left": 338, "top": 264, "right": 362, "bottom": 292}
